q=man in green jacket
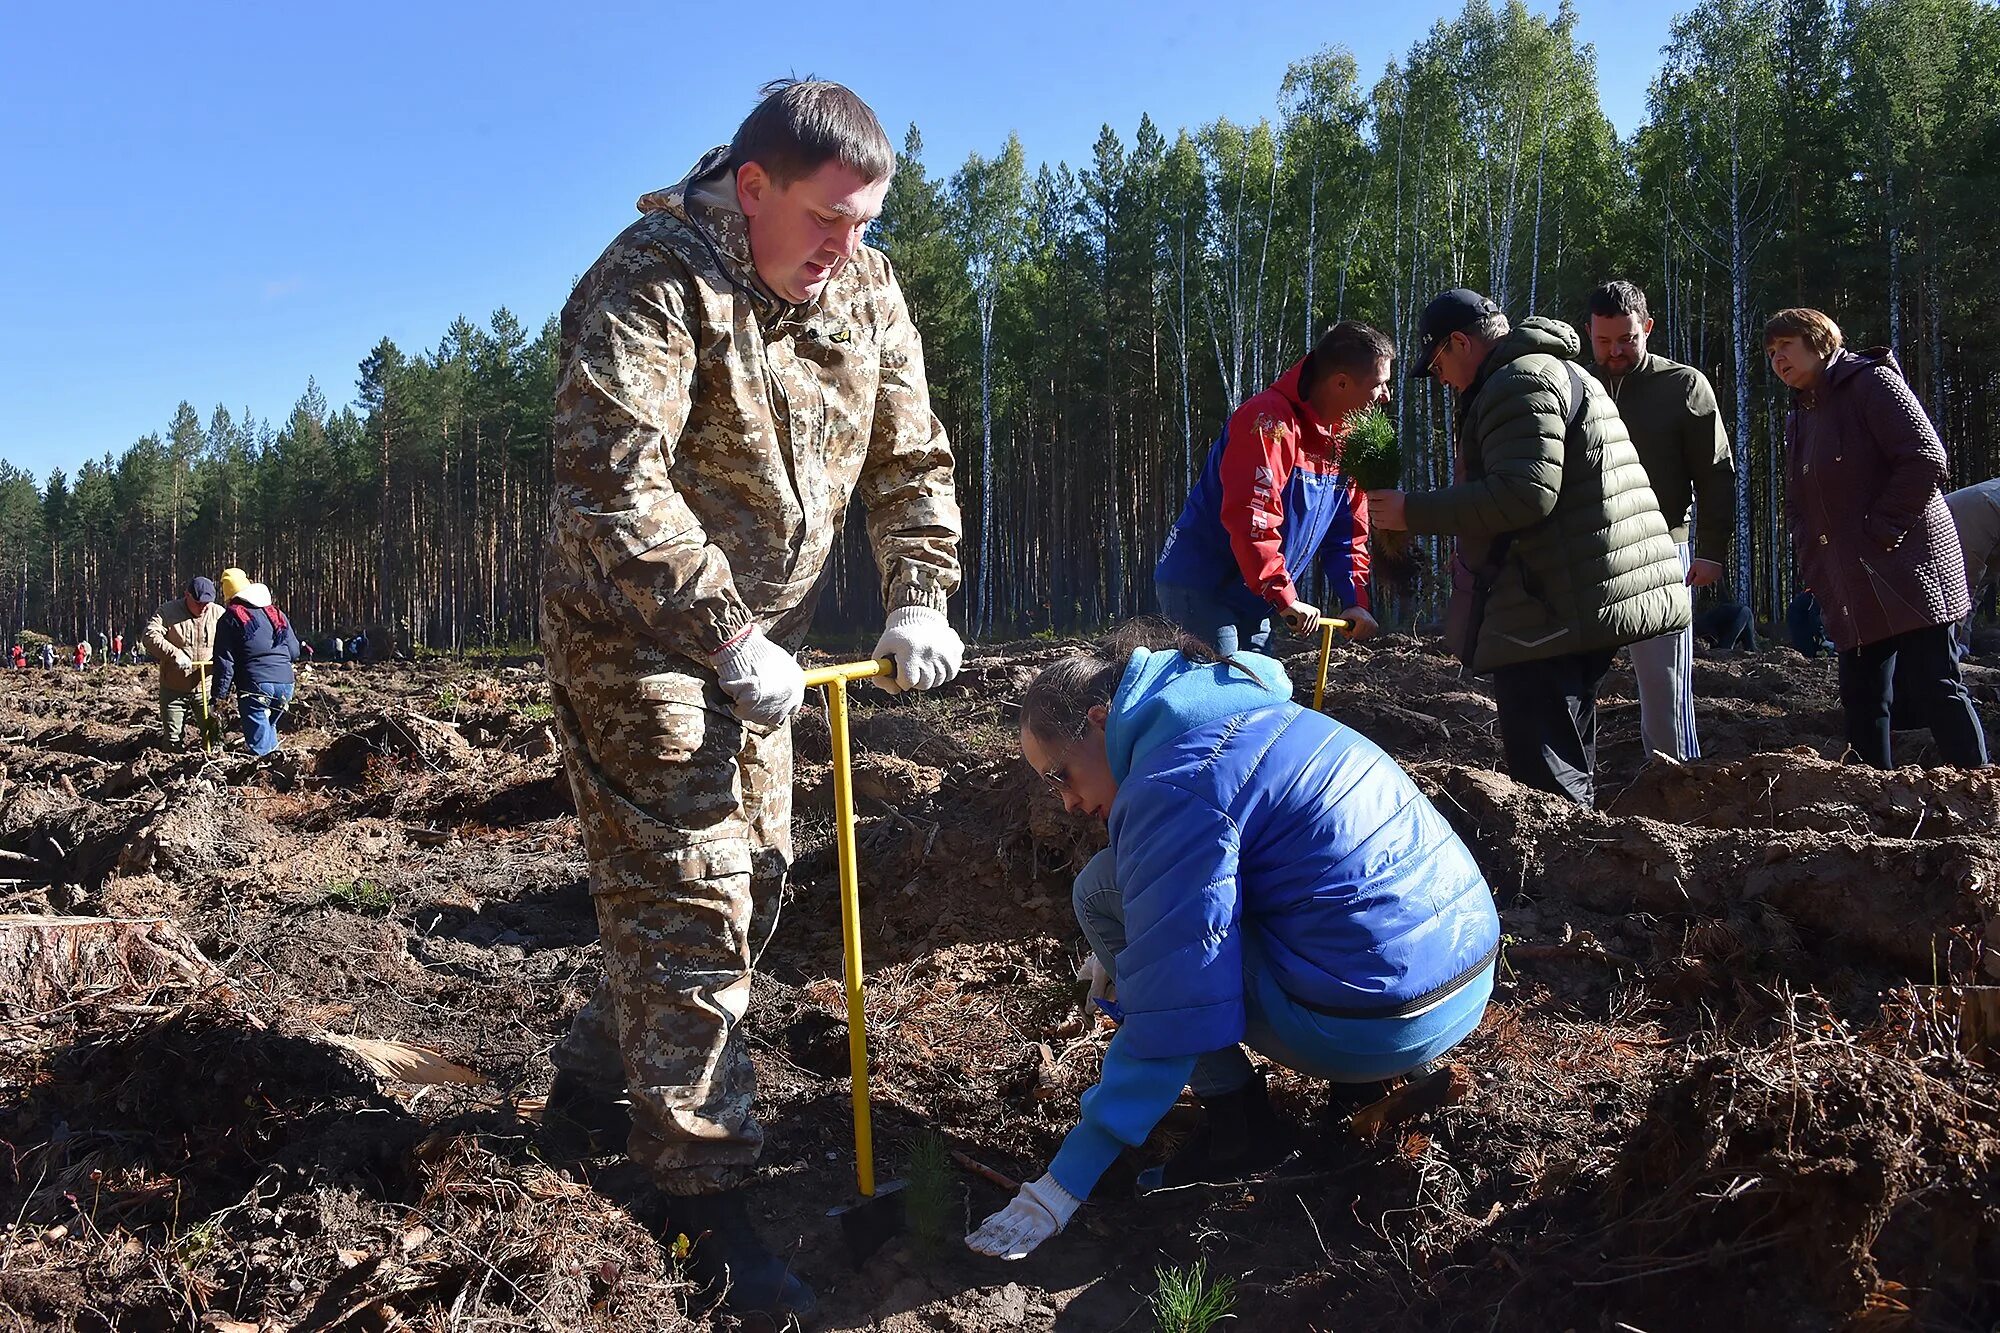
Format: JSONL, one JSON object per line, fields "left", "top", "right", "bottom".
{"left": 1588, "top": 280, "right": 1735, "bottom": 763}
{"left": 1369, "top": 289, "right": 1689, "bottom": 807}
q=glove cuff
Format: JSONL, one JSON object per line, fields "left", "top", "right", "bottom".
{"left": 1021, "top": 1172, "right": 1082, "bottom": 1230}
{"left": 710, "top": 624, "right": 767, "bottom": 673}
{"left": 883, "top": 605, "right": 947, "bottom": 633}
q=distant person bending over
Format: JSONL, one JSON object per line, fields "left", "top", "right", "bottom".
{"left": 210, "top": 567, "right": 300, "bottom": 757}
{"left": 1787, "top": 589, "right": 1829, "bottom": 658}
{"left": 346, "top": 629, "right": 368, "bottom": 666}
{"left": 967, "top": 625, "right": 1498, "bottom": 1260}
{"left": 143, "top": 577, "right": 225, "bottom": 750}
{"left": 1770, "top": 308, "right": 1987, "bottom": 769}
{"left": 1153, "top": 321, "right": 1392, "bottom": 654}
{"left": 1693, "top": 593, "right": 1757, "bottom": 656}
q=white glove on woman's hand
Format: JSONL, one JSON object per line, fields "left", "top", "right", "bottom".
{"left": 870, "top": 606, "right": 964, "bottom": 694}
{"left": 966, "top": 1173, "right": 1080, "bottom": 1260}
{"left": 710, "top": 628, "right": 805, "bottom": 728}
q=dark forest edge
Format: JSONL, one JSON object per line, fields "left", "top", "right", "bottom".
{"left": 5, "top": 0, "right": 1996, "bottom": 648}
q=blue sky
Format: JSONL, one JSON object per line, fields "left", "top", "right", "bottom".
{"left": 0, "top": 0, "right": 1680, "bottom": 483}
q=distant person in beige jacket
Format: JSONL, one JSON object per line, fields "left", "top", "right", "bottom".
{"left": 143, "top": 576, "right": 224, "bottom": 749}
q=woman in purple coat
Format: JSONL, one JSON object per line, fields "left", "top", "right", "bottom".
{"left": 1768, "top": 307, "right": 1987, "bottom": 769}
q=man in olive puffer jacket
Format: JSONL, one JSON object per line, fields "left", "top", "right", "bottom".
{"left": 1369, "top": 288, "right": 1689, "bottom": 807}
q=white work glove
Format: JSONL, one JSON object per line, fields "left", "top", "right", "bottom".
{"left": 710, "top": 627, "right": 805, "bottom": 728}
{"left": 966, "top": 1173, "right": 1080, "bottom": 1260}
{"left": 1076, "top": 955, "right": 1116, "bottom": 1012}
{"left": 1279, "top": 598, "right": 1322, "bottom": 635}
{"left": 1339, "top": 605, "right": 1379, "bottom": 641}
{"left": 870, "top": 606, "right": 963, "bottom": 694}
{"left": 171, "top": 649, "right": 193, "bottom": 672}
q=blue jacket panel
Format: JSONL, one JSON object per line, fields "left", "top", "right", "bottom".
{"left": 1104, "top": 649, "right": 1499, "bottom": 1062}
{"left": 211, "top": 603, "right": 299, "bottom": 701}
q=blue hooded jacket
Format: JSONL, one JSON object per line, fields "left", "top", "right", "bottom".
{"left": 1047, "top": 648, "right": 1498, "bottom": 1197}
{"left": 211, "top": 594, "right": 299, "bottom": 701}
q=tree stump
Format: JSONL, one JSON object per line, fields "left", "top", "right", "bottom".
{"left": 0, "top": 914, "right": 225, "bottom": 1020}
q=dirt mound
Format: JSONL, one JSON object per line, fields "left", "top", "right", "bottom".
{"left": 115, "top": 780, "right": 283, "bottom": 877}
{"left": 1415, "top": 760, "right": 2000, "bottom": 985}
{"left": 1611, "top": 746, "right": 2000, "bottom": 836}
{"left": 1611, "top": 1036, "right": 2000, "bottom": 1317}
{"left": 3, "top": 643, "right": 1999, "bottom": 1331}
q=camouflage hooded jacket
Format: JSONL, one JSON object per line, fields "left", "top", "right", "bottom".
{"left": 542, "top": 147, "right": 962, "bottom": 667}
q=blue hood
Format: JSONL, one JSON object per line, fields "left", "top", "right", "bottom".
{"left": 1105, "top": 648, "right": 1292, "bottom": 783}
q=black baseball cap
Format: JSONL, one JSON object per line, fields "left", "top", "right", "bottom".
{"left": 1410, "top": 288, "right": 1502, "bottom": 380}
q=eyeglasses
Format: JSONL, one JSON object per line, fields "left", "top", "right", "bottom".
{"left": 1036, "top": 738, "right": 1077, "bottom": 790}
{"left": 1425, "top": 341, "right": 1446, "bottom": 377}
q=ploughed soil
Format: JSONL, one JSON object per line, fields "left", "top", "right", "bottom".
{"left": 2, "top": 634, "right": 1998, "bottom": 1332}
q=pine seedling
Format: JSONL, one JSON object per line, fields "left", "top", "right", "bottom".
{"left": 1149, "top": 1258, "right": 1236, "bottom": 1333}
{"left": 1338, "top": 405, "right": 1401, "bottom": 491}
{"left": 901, "top": 1130, "right": 955, "bottom": 1258}
{"left": 1340, "top": 405, "right": 1420, "bottom": 594}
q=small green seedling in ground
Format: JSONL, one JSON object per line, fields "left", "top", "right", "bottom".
{"left": 1149, "top": 1258, "right": 1235, "bottom": 1333}
{"left": 175, "top": 1218, "right": 221, "bottom": 1265}
{"left": 901, "top": 1130, "right": 955, "bottom": 1257}
{"left": 326, "top": 878, "right": 393, "bottom": 915}
{"left": 433, "top": 685, "right": 461, "bottom": 715}
{"left": 518, "top": 698, "right": 555, "bottom": 723}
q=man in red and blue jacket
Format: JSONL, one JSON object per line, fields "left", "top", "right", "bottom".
{"left": 1155, "top": 320, "right": 1393, "bottom": 653}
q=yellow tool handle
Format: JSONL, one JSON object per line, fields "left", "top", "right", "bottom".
{"left": 806, "top": 656, "right": 894, "bottom": 1197}
{"left": 1312, "top": 618, "right": 1350, "bottom": 713}
{"left": 801, "top": 657, "right": 893, "bottom": 688}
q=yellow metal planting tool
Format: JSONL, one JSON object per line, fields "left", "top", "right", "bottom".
{"left": 191, "top": 660, "right": 220, "bottom": 752}
{"left": 1311, "top": 617, "right": 1352, "bottom": 713}
{"left": 801, "top": 656, "right": 907, "bottom": 1261}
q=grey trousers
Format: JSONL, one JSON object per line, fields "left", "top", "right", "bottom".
{"left": 1073, "top": 849, "right": 1253, "bottom": 1096}
{"left": 1630, "top": 542, "right": 1700, "bottom": 762}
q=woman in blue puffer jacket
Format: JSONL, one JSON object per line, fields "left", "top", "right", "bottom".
{"left": 967, "top": 624, "right": 1499, "bottom": 1260}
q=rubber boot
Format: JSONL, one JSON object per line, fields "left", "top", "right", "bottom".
{"left": 665, "top": 1188, "right": 818, "bottom": 1326}
{"left": 541, "top": 1069, "right": 631, "bottom": 1156}
{"left": 1135, "top": 1067, "right": 1297, "bottom": 1194}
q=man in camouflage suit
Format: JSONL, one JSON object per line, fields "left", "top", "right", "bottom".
{"left": 540, "top": 79, "right": 963, "bottom": 1321}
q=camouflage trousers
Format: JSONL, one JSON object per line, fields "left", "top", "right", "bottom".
{"left": 547, "top": 638, "right": 792, "bottom": 1196}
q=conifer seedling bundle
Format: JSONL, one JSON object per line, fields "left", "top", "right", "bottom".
{"left": 1338, "top": 406, "right": 1400, "bottom": 491}
{"left": 1338, "top": 406, "right": 1417, "bottom": 589}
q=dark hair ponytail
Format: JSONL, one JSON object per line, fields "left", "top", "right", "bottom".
{"left": 1019, "top": 617, "right": 1253, "bottom": 744}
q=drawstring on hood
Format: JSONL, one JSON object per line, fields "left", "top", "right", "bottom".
{"left": 635, "top": 146, "right": 815, "bottom": 320}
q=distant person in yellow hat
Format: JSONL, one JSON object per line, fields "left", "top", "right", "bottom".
{"left": 210, "top": 570, "right": 300, "bottom": 756}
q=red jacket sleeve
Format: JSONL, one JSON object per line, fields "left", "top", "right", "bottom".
{"left": 1219, "top": 408, "right": 1299, "bottom": 607}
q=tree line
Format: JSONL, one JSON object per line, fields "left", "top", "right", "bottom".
{"left": 6, "top": 0, "right": 1998, "bottom": 651}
